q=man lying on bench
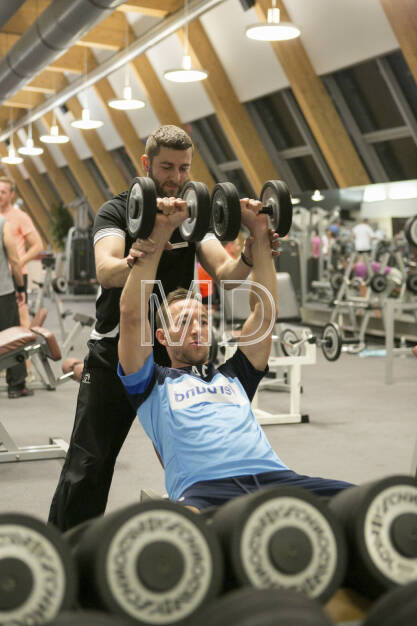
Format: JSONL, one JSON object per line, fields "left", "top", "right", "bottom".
{"left": 118, "top": 197, "right": 353, "bottom": 513}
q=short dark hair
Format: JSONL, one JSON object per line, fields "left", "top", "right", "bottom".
{"left": 145, "top": 125, "right": 193, "bottom": 160}
{"left": 155, "top": 287, "right": 202, "bottom": 331}
{"left": 0, "top": 176, "right": 16, "bottom": 193}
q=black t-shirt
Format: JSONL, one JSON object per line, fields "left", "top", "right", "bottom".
{"left": 93, "top": 191, "right": 197, "bottom": 338}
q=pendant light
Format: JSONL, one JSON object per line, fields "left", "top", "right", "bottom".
{"left": 71, "top": 51, "right": 103, "bottom": 129}
{"left": 18, "top": 123, "right": 44, "bottom": 156}
{"left": 1, "top": 136, "right": 23, "bottom": 164}
{"left": 164, "top": 0, "right": 208, "bottom": 83}
{"left": 108, "top": 67, "right": 145, "bottom": 110}
{"left": 40, "top": 112, "right": 69, "bottom": 144}
{"left": 246, "top": 1, "right": 300, "bottom": 41}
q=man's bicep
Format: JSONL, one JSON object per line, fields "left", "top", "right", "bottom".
{"left": 238, "top": 310, "right": 272, "bottom": 371}
{"left": 95, "top": 234, "right": 125, "bottom": 268}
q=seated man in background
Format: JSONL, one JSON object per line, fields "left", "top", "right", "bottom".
{"left": 118, "top": 194, "right": 353, "bottom": 511}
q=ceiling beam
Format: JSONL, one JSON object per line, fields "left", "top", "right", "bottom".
{"left": 42, "top": 112, "right": 107, "bottom": 213}
{"left": 116, "top": 0, "right": 183, "bottom": 17}
{"left": 379, "top": 0, "right": 417, "bottom": 86}
{"left": 22, "top": 72, "right": 60, "bottom": 95}
{"left": 130, "top": 52, "right": 215, "bottom": 188}
{"left": 254, "top": 0, "right": 370, "bottom": 188}
{"left": 183, "top": 21, "right": 279, "bottom": 194}
{"left": 3, "top": 92, "right": 45, "bottom": 109}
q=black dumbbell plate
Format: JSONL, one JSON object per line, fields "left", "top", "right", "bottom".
{"left": 260, "top": 180, "right": 293, "bottom": 237}
{"left": 126, "top": 177, "right": 157, "bottom": 240}
{"left": 179, "top": 181, "right": 212, "bottom": 241}
{"left": 211, "top": 182, "right": 241, "bottom": 241}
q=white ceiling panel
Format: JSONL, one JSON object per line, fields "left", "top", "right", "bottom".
{"left": 146, "top": 34, "right": 215, "bottom": 124}
{"left": 200, "top": 0, "right": 289, "bottom": 102}
{"left": 270, "top": 0, "right": 398, "bottom": 76}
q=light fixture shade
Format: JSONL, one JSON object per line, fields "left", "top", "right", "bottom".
{"left": 108, "top": 86, "right": 146, "bottom": 110}
{"left": 246, "top": 6, "right": 300, "bottom": 41}
{"left": 40, "top": 124, "right": 70, "bottom": 144}
{"left": 1, "top": 145, "right": 23, "bottom": 165}
{"left": 246, "top": 21, "right": 300, "bottom": 41}
{"left": 164, "top": 55, "right": 208, "bottom": 83}
{"left": 18, "top": 137, "right": 44, "bottom": 156}
{"left": 71, "top": 107, "right": 103, "bottom": 129}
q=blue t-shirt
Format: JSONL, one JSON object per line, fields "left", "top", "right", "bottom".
{"left": 118, "top": 349, "right": 288, "bottom": 500}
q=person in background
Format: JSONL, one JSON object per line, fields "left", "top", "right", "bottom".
{"left": 0, "top": 177, "right": 43, "bottom": 327}
{"left": 352, "top": 217, "right": 375, "bottom": 254}
{"left": 0, "top": 215, "right": 33, "bottom": 398}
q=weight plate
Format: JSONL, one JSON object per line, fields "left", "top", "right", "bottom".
{"left": 362, "top": 580, "right": 417, "bottom": 626}
{"left": 52, "top": 276, "right": 67, "bottom": 294}
{"left": 196, "top": 587, "right": 333, "bottom": 626}
{"left": 281, "top": 328, "right": 301, "bottom": 357}
{"left": 126, "top": 177, "right": 157, "bottom": 240}
{"left": 0, "top": 512, "right": 77, "bottom": 624}
{"left": 404, "top": 215, "right": 417, "bottom": 248}
{"left": 211, "top": 486, "right": 347, "bottom": 604}
{"left": 74, "top": 500, "right": 224, "bottom": 624}
{"left": 321, "top": 323, "right": 342, "bottom": 362}
{"left": 406, "top": 273, "right": 417, "bottom": 295}
{"left": 329, "top": 475, "right": 417, "bottom": 599}
{"left": 260, "top": 180, "right": 293, "bottom": 237}
{"left": 330, "top": 273, "right": 344, "bottom": 292}
{"left": 63, "top": 520, "right": 94, "bottom": 550}
{"left": 45, "top": 610, "right": 131, "bottom": 625}
{"left": 370, "top": 274, "right": 388, "bottom": 293}
{"left": 211, "top": 183, "right": 241, "bottom": 241}
{"left": 179, "top": 181, "right": 212, "bottom": 242}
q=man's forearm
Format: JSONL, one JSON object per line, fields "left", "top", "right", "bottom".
{"left": 97, "top": 256, "right": 131, "bottom": 289}
{"left": 21, "top": 242, "right": 42, "bottom": 267}
{"left": 250, "top": 234, "right": 278, "bottom": 322}
{"left": 10, "top": 260, "right": 24, "bottom": 287}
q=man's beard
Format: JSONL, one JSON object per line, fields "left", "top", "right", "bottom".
{"left": 148, "top": 162, "right": 185, "bottom": 198}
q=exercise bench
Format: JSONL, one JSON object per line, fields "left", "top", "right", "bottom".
{"left": 0, "top": 326, "right": 69, "bottom": 463}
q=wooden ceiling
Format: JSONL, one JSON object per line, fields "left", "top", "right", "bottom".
{"left": 0, "top": 0, "right": 415, "bottom": 246}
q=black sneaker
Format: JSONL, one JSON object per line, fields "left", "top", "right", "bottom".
{"left": 8, "top": 387, "right": 35, "bottom": 399}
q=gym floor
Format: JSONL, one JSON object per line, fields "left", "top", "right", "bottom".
{"left": 1, "top": 296, "right": 416, "bottom": 522}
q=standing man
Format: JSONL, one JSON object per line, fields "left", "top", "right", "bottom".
{"left": 0, "top": 177, "right": 43, "bottom": 327}
{"left": 48, "top": 124, "right": 279, "bottom": 531}
{"left": 352, "top": 217, "right": 375, "bottom": 254}
{"left": 0, "top": 215, "right": 33, "bottom": 398}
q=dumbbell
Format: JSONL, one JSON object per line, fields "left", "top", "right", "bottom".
{"left": 71, "top": 500, "right": 224, "bottom": 625}
{"left": 126, "top": 177, "right": 212, "bottom": 243}
{"left": 210, "top": 486, "right": 347, "bottom": 604}
{"left": 404, "top": 215, "right": 417, "bottom": 248}
{"left": 211, "top": 179, "right": 293, "bottom": 241}
{"left": 328, "top": 475, "right": 417, "bottom": 599}
{"left": 195, "top": 587, "right": 333, "bottom": 626}
{"left": 406, "top": 272, "right": 417, "bottom": 295}
{"left": 0, "top": 512, "right": 77, "bottom": 624}
{"left": 280, "top": 322, "right": 342, "bottom": 362}
{"left": 370, "top": 273, "right": 388, "bottom": 293}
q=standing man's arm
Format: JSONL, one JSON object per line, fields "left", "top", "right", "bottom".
{"left": 237, "top": 209, "right": 278, "bottom": 372}
{"left": 95, "top": 235, "right": 133, "bottom": 289}
{"left": 20, "top": 229, "right": 43, "bottom": 267}
{"left": 3, "top": 221, "right": 25, "bottom": 304}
